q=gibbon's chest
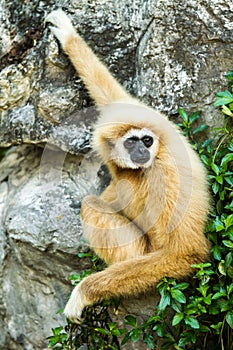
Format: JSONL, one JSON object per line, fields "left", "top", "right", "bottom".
{"left": 114, "top": 172, "right": 163, "bottom": 232}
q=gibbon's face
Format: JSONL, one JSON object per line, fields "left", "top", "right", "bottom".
{"left": 111, "top": 128, "right": 159, "bottom": 169}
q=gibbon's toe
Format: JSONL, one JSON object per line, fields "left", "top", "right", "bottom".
{"left": 64, "top": 298, "right": 84, "bottom": 324}
{"left": 67, "top": 315, "right": 84, "bottom": 325}
{"left": 64, "top": 281, "right": 90, "bottom": 323}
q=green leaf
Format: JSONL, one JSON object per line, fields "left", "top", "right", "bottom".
{"left": 108, "top": 322, "right": 117, "bottom": 332}
{"left": 225, "top": 71, "right": 233, "bottom": 81}
{"left": 158, "top": 292, "right": 171, "bottom": 311}
{"left": 172, "top": 313, "right": 184, "bottom": 326}
{"left": 125, "top": 315, "right": 137, "bottom": 327}
{"left": 212, "top": 182, "right": 219, "bottom": 195}
{"left": 121, "top": 333, "right": 132, "bottom": 346}
{"left": 211, "top": 322, "right": 223, "bottom": 334}
{"left": 171, "top": 289, "right": 186, "bottom": 303}
{"left": 52, "top": 327, "right": 64, "bottom": 336}
{"left": 227, "top": 283, "right": 233, "bottom": 295}
{"left": 218, "top": 299, "right": 230, "bottom": 312}
{"left": 68, "top": 273, "right": 81, "bottom": 281}
{"left": 143, "top": 334, "right": 155, "bottom": 349}
{"left": 184, "top": 316, "right": 200, "bottom": 329}
{"left": 228, "top": 142, "right": 233, "bottom": 151}
{"left": 214, "top": 217, "right": 225, "bottom": 231}
{"left": 225, "top": 253, "right": 233, "bottom": 268}
{"left": 171, "top": 299, "right": 183, "bottom": 313}
{"left": 226, "top": 311, "right": 233, "bottom": 329}
{"left": 215, "top": 90, "right": 233, "bottom": 106}
{"left": 193, "top": 124, "right": 209, "bottom": 134}
{"left": 77, "top": 252, "right": 93, "bottom": 258}
{"left": 212, "top": 291, "right": 227, "bottom": 300}
{"left": 56, "top": 308, "right": 64, "bottom": 314}
{"left": 201, "top": 154, "right": 209, "bottom": 166}
{"left": 221, "top": 153, "right": 233, "bottom": 170}
{"left": 152, "top": 323, "right": 165, "bottom": 337}
{"left": 178, "top": 331, "right": 197, "bottom": 346}
{"left": 224, "top": 215, "right": 233, "bottom": 230}
{"left": 227, "top": 266, "right": 233, "bottom": 278}
{"left": 178, "top": 107, "right": 188, "bottom": 122}
{"left": 221, "top": 105, "right": 233, "bottom": 116}
{"left": 216, "top": 90, "right": 233, "bottom": 98}
{"left": 173, "top": 282, "right": 190, "bottom": 290}
{"left": 211, "top": 163, "right": 220, "bottom": 175}
{"left": 220, "top": 190, "right": 226, "bottom": 201}
{"left": 203, "top": 295, "right": 212, "bottom": 305}
{"left": 218, "top": 261, "right": 227, "bottom": 275}
{"left": 212, "top": 245, "right": 222, "bottom": 261}
{"left": 225, "top": 177, "right": 233, "bottom": 186}
{"left": 223, "top": 240, "right": 233, "bottom": 248}
{"left": 95, "top": 327, "right": 110, "bottom": 335}
{"left": 130, "top": 328, "right": 142, "bottom": 342}
{"left": 216, "top": 175, "right": 223, "bottom": 184}
{"left": 189, "top": 111, "right": 201, "bottom": 123}
{"left": 197, "top": 284, "right": 209, "bottom": 297}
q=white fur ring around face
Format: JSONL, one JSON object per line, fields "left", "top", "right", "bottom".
{"left": 63, "top": 280, "right": 89, "bottom": 324}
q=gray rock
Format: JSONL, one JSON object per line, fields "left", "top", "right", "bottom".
{"left": 0, "top": 0, "right": 232, "bottom": 349}
{"left": 0, "top": 145, "right": 106, "bottom": 349}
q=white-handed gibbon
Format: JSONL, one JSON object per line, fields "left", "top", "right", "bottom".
{"left": 45, "top": 9, "right": 210, "bottom": 323}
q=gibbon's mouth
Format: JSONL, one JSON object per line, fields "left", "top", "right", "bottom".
{"left": 130, "top": 154, "right": 150, "bottom": 164}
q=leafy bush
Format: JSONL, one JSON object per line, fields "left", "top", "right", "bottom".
{"left": 48, "top": 72, "right": 233, "bottom": 350}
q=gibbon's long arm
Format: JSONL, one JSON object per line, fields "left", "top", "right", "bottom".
{"left": 80, "top": 194, "right": 147, "bottom": 265}
{"left": 64, "top": 249, "right": 202, "bottom": 323}
{"left": 45, "top": 10, "right": 131, "bottom": 107}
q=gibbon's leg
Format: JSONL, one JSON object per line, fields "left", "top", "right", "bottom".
{"left": 80, "top": 193, "right": 148, "bottom": 265}
{"left": 45, "top": 10, "right": 132, "bottom": 107}
{"left": 64, "top": 250, "right": 200, "bottom": 323}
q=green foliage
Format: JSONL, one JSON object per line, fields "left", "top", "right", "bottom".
{"left": 47, "top": 254, "right": 121, "bottom": 349}
{"left": 214, "top": 70, "right": 233, "bottom": 117}
{"left": 48, "top": 72, "right": 233, "bottom": 349}
{"left": 0, "top": 147, "right": 9, "bottom": 162}
{"left": 48, "top": 302, "right": 123, "bottom": 349}
{"left": 68, "top": 252, "right": 106, "bottom": 285}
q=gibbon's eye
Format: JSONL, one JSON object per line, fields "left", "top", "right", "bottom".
{"left": 141, "top": 135, "right": 153, "bottom": 148}
{"left": 124, "top": 136, "right": 139, "bottom": 149}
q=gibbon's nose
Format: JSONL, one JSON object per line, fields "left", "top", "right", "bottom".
{"left": 130, "top": 141, "right": 150, "bottom": 164}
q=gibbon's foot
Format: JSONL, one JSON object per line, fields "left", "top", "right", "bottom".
{"left": 45, "top": 9, "right": 76, "bottom": 47}
{"left": 64, "top": 280, "right": 90, "bottom": 324}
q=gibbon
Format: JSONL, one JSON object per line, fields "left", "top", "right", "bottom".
{"left": 45, "top": 9, "right": 210, "bottom": 323}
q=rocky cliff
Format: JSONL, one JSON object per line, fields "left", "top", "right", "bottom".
{"left": 0, "top": 0, "right": 233, "bottom": 349}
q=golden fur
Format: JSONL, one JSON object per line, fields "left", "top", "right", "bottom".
{"left": 46, "top": 10, "right": 210, "bottom": 323}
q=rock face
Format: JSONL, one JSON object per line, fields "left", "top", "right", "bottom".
{"left": 0, "top": 0, "right": 233, "bottom": 349}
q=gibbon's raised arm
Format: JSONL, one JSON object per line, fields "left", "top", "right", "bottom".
{"left": 45, "top": 9, "right": 132, "bottom": 107}
{"left": 45, "top": 10, "right": 210, "bottom": 324}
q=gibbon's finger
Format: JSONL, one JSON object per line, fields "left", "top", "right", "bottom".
{"left": 45, "top": 9, "right": 76, "bottom": 47}
{"left": 45, "top": 9, "right": 73, "bottom": 29}
{"left": 47, "top": 26, "right": 65, "bottom": 43}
